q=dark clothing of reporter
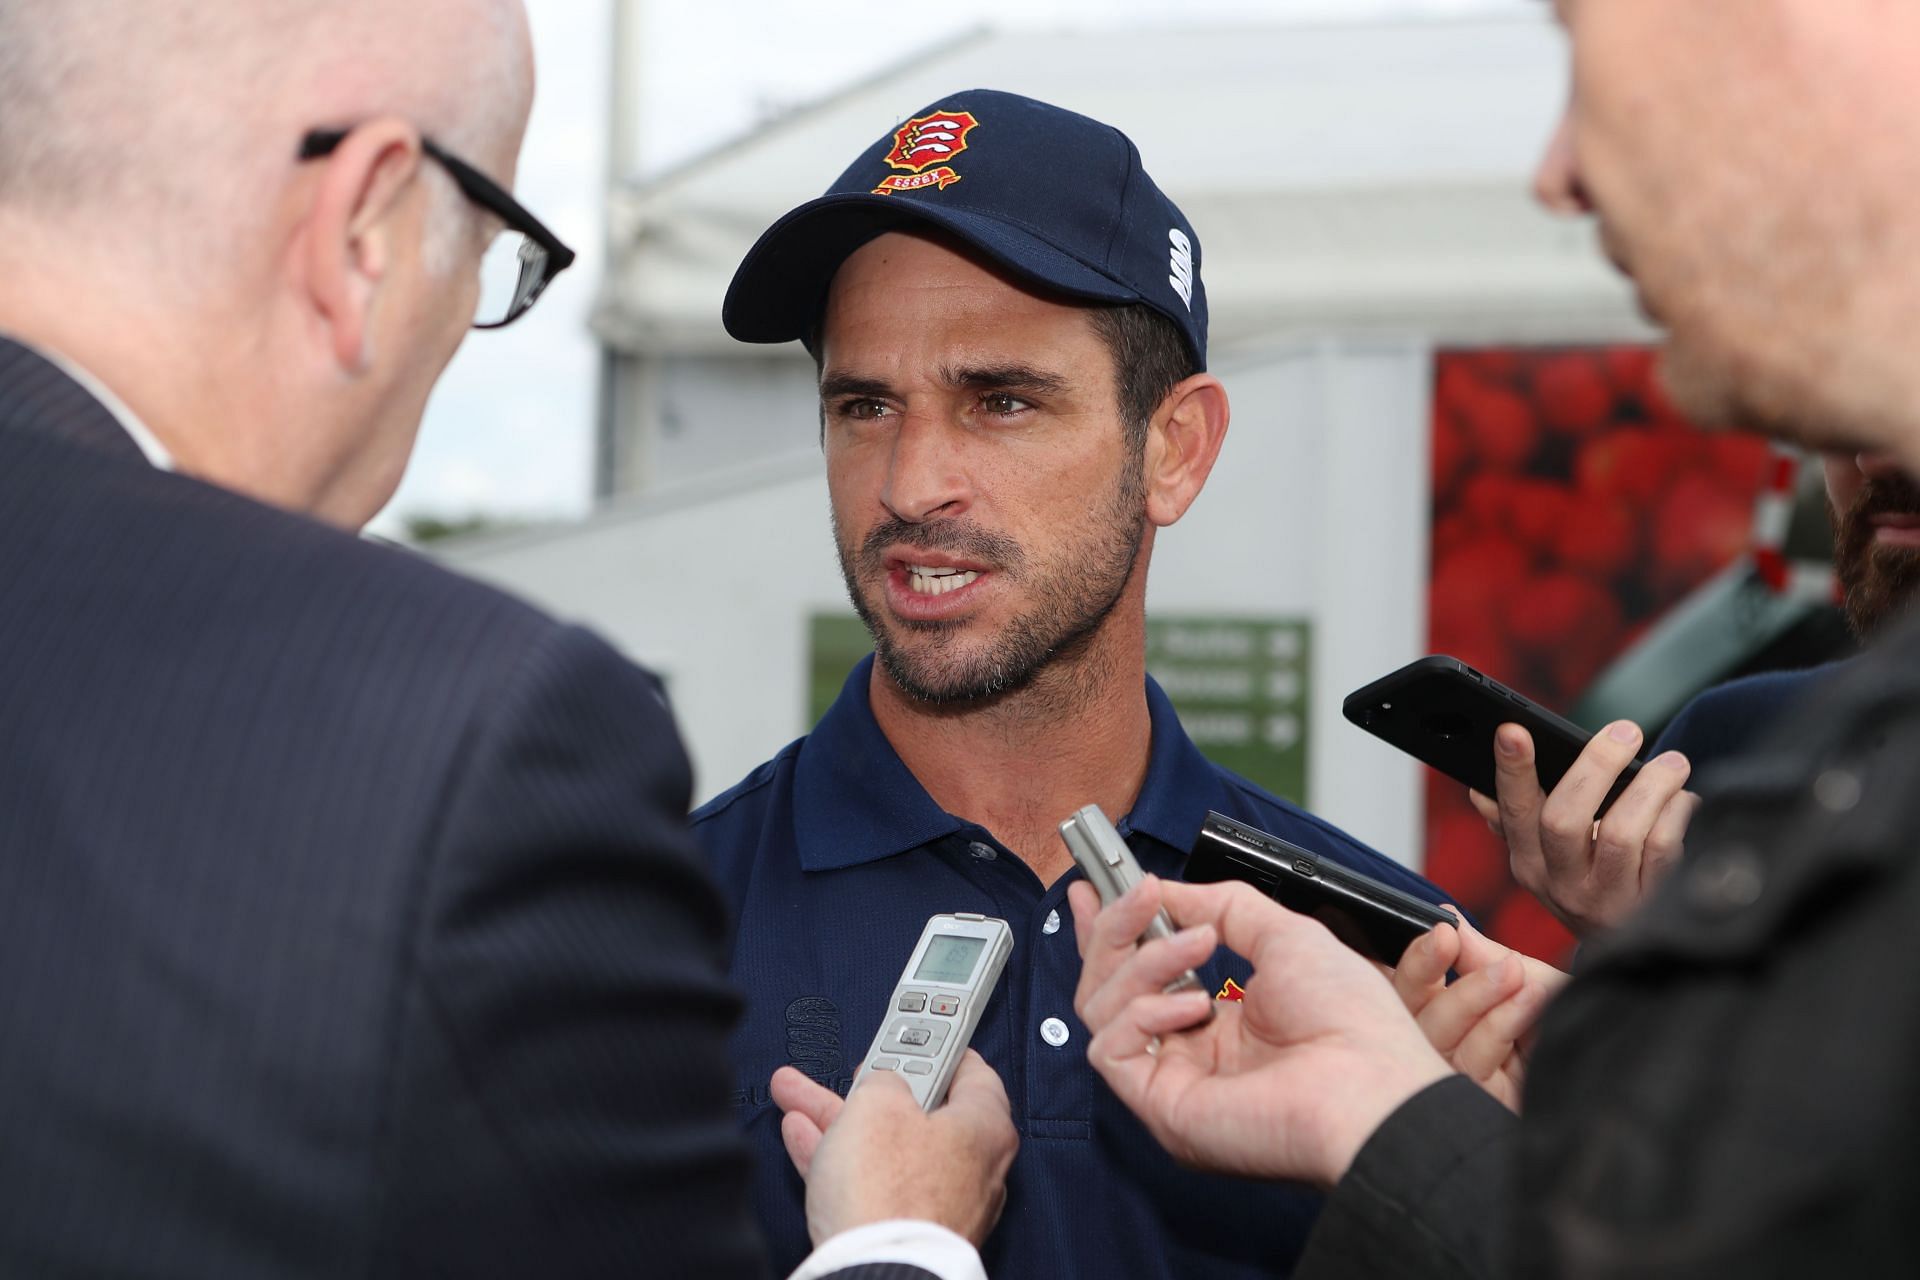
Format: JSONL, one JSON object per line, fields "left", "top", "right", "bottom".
{"left": 1300, "top": 623, "right": 1920, "bottom": 1277}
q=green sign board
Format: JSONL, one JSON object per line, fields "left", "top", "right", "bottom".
{"left": 807, "top": 614, "right": 1312, "bottom": 806}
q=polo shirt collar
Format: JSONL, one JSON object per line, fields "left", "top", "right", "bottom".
{"left": 1122, "top": 674, "right": 1234, "bottom": 853}
{"left": 792, "top": 653, "right": 1231, "bottom": 872}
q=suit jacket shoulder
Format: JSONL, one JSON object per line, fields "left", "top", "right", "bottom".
{"left": 0, "top": 375, "right": 764, "bottom": 1276}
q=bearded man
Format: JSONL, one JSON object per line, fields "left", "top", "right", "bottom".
{"left": 694, "top": 89, "right": 1457, "bottom": 1280}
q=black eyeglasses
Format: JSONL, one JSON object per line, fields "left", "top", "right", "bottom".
{"left": 299, "top": 128, "right": 577, "bottom": 330}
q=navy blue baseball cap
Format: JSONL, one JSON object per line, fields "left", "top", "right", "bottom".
{"left": 722, "top": 88, "right": 1207, "bottom": 369}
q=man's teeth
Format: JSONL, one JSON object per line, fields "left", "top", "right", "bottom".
{"left": 907, "top": 565, "right": 981, "bottom": 596}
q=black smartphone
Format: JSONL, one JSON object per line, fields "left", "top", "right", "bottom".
{"left": 1342, "top": 655, "right": 1642, "bottom": 817}
{"left": 1185, "top": 812, "right": 1454, "bottom": 965}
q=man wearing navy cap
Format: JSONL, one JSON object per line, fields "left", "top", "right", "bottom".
{"left": 698, "top": 89, "right": 1457, "bottom": 1278}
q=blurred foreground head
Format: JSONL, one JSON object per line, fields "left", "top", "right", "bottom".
{"left": 1535, "top": 0, "right": 1920, "bottom": 467}
{"left": 0, "top": 0, "right": 535, "bottom": 528}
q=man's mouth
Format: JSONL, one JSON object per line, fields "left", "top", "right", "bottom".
{"left": 1869, "top": 511, "right": 1920, "bottom": 547}
{"left": 905, "top": 564, "right": 982, "bottom": 596}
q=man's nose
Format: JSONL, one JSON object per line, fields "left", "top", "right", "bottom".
{"left": 1857, "top": 450, "right": 1908, "bottom": 481}
{"left": 881, "top": 413, "right": 971, "bottom": 523}
{"left": 1532, "top": 111, "right": 1593, "bottom": 216}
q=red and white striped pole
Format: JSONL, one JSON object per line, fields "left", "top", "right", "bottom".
{"left": 1748, "top": 445, "right": 1842, "bottom": 603}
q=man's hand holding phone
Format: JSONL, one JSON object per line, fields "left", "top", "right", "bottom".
{"left": 1472, "top": 721, "right": 1700, "bottom": 938}
{"left": 1067, "top": 875, "right": 1451, "bottom": 1188}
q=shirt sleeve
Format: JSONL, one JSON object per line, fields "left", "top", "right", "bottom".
{"left": 1295, "top": 1075, "right": 1517, "bottom": 1280}
{"left": 787, "top": 1221, "right": 983, "bottom": 1280}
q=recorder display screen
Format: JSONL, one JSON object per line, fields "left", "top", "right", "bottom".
{"left": 914, "top": 935, "right": 985, "bottom": 984}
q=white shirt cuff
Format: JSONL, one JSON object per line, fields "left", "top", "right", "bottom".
{"left": 787, "top": 1219, "right": 985, "bottom": 1280}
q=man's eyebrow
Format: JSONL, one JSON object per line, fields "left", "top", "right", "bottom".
{"left": 818, "top": 372, "right": 894, "bottom": 401}
{"left": 942, "top": 364, "right": 1071, "bottom": 397}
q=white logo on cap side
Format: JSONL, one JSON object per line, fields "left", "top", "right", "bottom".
{"left": 1168, "top": 228, "right": 1194, "bottom": 311}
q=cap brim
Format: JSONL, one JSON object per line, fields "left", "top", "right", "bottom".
{"left": 721, "top": 192, "right": 1142, "bottom": 346}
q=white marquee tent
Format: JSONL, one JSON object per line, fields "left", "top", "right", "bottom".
{"left": 445, "top": 11, "right": 1647, "bottom": 867}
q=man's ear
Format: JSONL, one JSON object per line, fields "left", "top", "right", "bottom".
{"left": 299, "top": 119, "right": 428, "bottom": 373}
{"left": 1143, "top": 373, "right": 1230, "bottom": 527}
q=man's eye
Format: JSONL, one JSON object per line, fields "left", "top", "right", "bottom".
{"left": 981, "top": 392, "right": 1032, "bottom": 416}
{"left": 838, "top": 399, "right": 893, "bottom": 421}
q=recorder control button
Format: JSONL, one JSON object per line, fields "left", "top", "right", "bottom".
{"left": 1293, "top": 859, "right": 1315, "bottom": 877}
{"left": 903, "top": 1061, "right": 933, "bottom": 1076}
{"left": 897, "top": 992, "right": 928, "bottom": 1013}
{"left": 883, "top": 1019, "right": 950, "bottom": 1057}
{"left": 871, "top": 1057, "right": 901, "bottom": 1071}
{"left": 930, "top": 995, "right": 960, "bottom": 1017}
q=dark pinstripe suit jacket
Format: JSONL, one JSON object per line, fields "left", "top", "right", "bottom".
{"left": 0, "top": 339, "right": 936, "bottom": 1280}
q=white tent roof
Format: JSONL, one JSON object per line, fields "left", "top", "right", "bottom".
{"left": 594, "top": 13, "right": 1642, "bottom": 357}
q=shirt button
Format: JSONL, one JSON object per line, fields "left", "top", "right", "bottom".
{"left": 1687, "top": 845, "right": 1765, "bottom": 912}
{"left": 1814, "top": 769, "right": 1862, "bottom": 813}
{"left": 968, "top": 841, "right": 998, "bottom": 861}
{"left": 1042, "top": 909, "right": 1062, "bottom": 935}
{"left": 1040, "top": 1017, "right": 1071, "bottom": 1048}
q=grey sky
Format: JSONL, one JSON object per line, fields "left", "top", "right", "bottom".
{"left": 376, "top": 0, "right": 1541, "bottom": 537}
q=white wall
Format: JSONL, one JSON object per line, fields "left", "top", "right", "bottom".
{"left": 445, "top": 336, "right": 1433, "bottom": 866}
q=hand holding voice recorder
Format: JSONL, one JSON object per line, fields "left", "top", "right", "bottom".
{"left": 1059, "top": 803, "right": 1208, "bottom": 1001}
{"left": 854, "top": 912, "right": 1013, "bottom": 1111}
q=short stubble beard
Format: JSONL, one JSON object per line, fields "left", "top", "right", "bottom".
{"left": 835, "top": 450, "right": 1148, "bottom": 708}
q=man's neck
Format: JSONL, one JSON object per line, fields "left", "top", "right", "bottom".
{"left": 0, "top": 245, "right": 330, "bottom": 520}
{"left": 870, "top": 634, "right": 1153, "bottom": 887}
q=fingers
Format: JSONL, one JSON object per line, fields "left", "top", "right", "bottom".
{"left": 771, "top": 1065, "right": 845, "bottom": 1177}
{"left": 1491, "top": 725, "right": 1547, "bottom": 883}
{"left": 780, "top": 1107, "right": 825, "bottom": 1177}
{"left": 1449, "top": 980, "right": 1548, "bottom": 1084}
{"left": 1534, "top": 721, "right": 1643, "bottom": 886}
{"left": 940, "top": 1049, "right": 1013, "bottom": 1127}
{"left": 772, "top": 1065, "right": 844, "bottom": 1130}
{"left": 1415, "top": 954, "right": 1524, "bottom": 1055}
{"left": 1073, "top": 874, "right": 1169, "bottom": 983}
{"left": 1084, "top": 989, "right": 1217, "bottom": 1102}
{"left": 1392, "top": 923, "right": 1460, "bottom": 1019}
{"left": 1468, "top": 788, "right": 1501, "bottom": 833}
{"left": 1076, "top": 921, "right": 1218, "bottom": 1032}
{"left": 1072, "top": 873, "right": 1218, "bottom": 1030}
{"left": 1066, "top": 880, "right": 1103, "bottom": 960}
{"left": 1157, "top": 879, "right": 1320, "bottom": 966}
{"left": 1442, "top": 909, "right": 1568, "bottom": 995}
{"left": 1442, "top": 907, "right": 1508, "bottom": 976}
{"left": 1585, "top": 749, "right": 1692, "bottom": 894}
{"left": 1640, "top": 787, "right": 1701, "bottom": 892}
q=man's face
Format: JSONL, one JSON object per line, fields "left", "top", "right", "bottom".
{"left": 1536, "top": 0, "right": 1920, "bottom": 457}
{"left": 818, "top": 232, "right": 1148, "bottom": 705}
{"left": 1825, "top": 450, "right": 1920, "bottom": 636}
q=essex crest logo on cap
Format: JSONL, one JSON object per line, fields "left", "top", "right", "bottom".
{"left": 872, "top": 109, "right": 979, "bottom": 196}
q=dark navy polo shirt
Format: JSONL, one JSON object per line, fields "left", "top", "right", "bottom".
{"left": 693, "top": 654, "right": 1454, "bottom": 1280}
{"left": 1652, "top": 661, "right": 1846, "bottom": 776}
